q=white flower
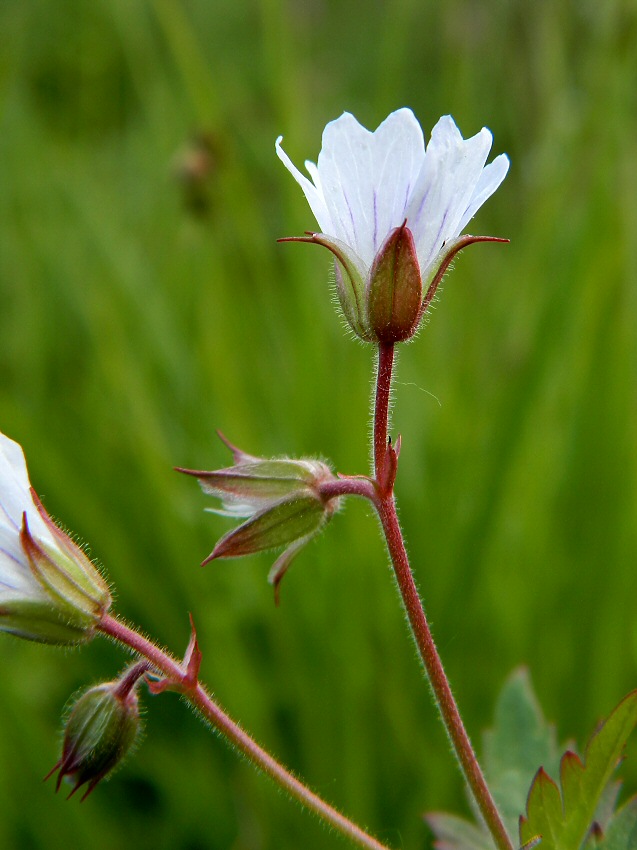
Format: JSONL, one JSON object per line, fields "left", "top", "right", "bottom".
{"left": 0, "top": 432, "right": 111, "bottom": 644}
{"left": 277, "top": 108, "right": 508, "bottom": 276}
{"left": 276, "top": 109, "right": 509, "bottom": 342}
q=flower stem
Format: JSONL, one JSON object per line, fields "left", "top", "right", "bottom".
{"left": 97, "top": 613, "right": 393, "bottom": 850}
{"left": 371, "top": 348, "right": 513, "bottom": 850}
{"left": 374, "top": 342, "right": 395, "bottom": 479}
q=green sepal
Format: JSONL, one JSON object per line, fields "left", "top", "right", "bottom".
{"left": 0, "top": 597, "right": 94, "bottom": 645}
{"left": 207, "top": 493, "right": 327, "bottom": 562}
{"left": 64, "top": 686, "right": 138, "bottom": 777}
{"left": 287, "top": 233, "right": 372, "bottom": 340}
{"left": 21, "top": 515, "right": 110, "bottom": 622}
{"left": 185, "top": 459, "right": 326, "bottom": 503}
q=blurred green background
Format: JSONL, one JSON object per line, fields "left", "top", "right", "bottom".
{"left": 1, "top": 0, "right": 636, "bottom": 848}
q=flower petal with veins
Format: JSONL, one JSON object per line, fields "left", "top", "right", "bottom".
{"left": 276, "top": 108, "right": 508, "bottom": 280}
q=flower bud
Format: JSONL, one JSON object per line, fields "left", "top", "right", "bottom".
{"left": 178, "top": 434, "right": 340, "bottom": 599}
{"left": 47, "top": 663, "right": 146, "bottom": 800}
{"left": 0, "top": 433, "right": 111, "bottom": 645}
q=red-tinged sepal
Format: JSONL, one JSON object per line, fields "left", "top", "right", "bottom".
{"left": 279, "top": 232, "right": 372, "bottom": 340}
{"left": 178, "top": 434, "right": 337, "bottom": 516}
{"left": 14, "top": 504, "right": 111, "bottom": 644}
{"left": 215, "top": 430, "right": 260, "bottom": 465}
{"left": 21, "top": 512, "right": 110, "bottom": 622}
{"left": 204, "top": 493, "right": 329, "bottom": 563}
{"left": 367, "top": 224, "right": 422, "bottom": 343}
{"left": 267, "top": 535, "right": 315, "bottom": 606}
{"left": 0, "top": 432, "right": 111, "bottom": 645}
{"left": 420, "top": 234, "right": 509, "bottom": 318}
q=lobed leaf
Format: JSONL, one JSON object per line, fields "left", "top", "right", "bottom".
{"left": 520, "top": 691, "right": 637, "bottom": 850}
{"left": 483, "top": 668, "right": 560, "bottom": 839}
{"left": 428, "top": 669, "right": 557, "bottom": 850}
{"left": 599, "top": 796, "right": 637, "bottom": 850}
{"left": 425, "top": 812, "right": 493, "bottom": 850}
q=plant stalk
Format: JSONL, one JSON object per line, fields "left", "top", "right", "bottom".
{"left": 371, "top": 343, "right": 513, "bottom": 850}
{"left": 97, "top": 613, "right": 393, "bottom": 850}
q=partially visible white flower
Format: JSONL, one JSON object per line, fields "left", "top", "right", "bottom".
{"left": 276, "top": 108, "right": 509, "bottom": 342}
{"left": 0, "top": 432, "right": 111, "bottom": 644}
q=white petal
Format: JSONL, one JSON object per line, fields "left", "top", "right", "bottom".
{"left": 456, "top": 153, "right": 510, "bottom": 233}
{"left": 314, "top": 114, "right": 375, "bottom": 262}
{"left": 0, "top": 434, "right": 55, "bottom": 600}
{"left": 406, "top": 117, "right": 493, "bottom": 272}
{"left": 0, "top": 434, "right": 34, "bottom": 533}
{"left": 276, "top": 110, "right": 508, "bottom": 281}
{"left": 366, "top": 109, "right": 426, "bottom": 256}
{"left": 0, "top": 523, "right": 25, "bottom": 567}
{"left": 0, "top": 433, "right": 35, "bottom": 531}
{"left": 0, "top": 525, "right": 43, "bottom": 597}
{"left": 275, "top": 136, "right": 333, "bottom": 234}
{"left": 0, "top": 433, "right": 53, "bottom": 542}
{"left": 316, "top": 110, "right": 425, "bottom": 266}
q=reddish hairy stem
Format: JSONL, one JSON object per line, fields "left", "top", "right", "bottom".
{"left": 97, "top": 614, "right": 393, "bottom": 850}
{"left": 373, "top": 342, "right": 395, "bottom": 483}
{"left": 318, "top": 478, "right": 377, "bottom": 502}
{"left": 371, "top": 349, "right": 513, "bottom": 850}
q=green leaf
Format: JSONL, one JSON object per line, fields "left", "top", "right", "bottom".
{"left": 427, "top": 673, "right": 636, "bottom": 850}
{"left": 483, "top": 668, "right": 561, "bottom": 839}
{"left": 425, "top": 813, "right": 493, "bottom": 850}
{"left": 428, "top": 669, "right": 557, "bottom": 850}
{"left": 599, "top": 796, "right": 637, "bottom": 850}
{"left": 520, "top": 691, "right": 637, "bottom": 850}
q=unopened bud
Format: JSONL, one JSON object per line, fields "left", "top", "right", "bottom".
{"left": 47, "top": 663, "right": 147, "bottom": 800}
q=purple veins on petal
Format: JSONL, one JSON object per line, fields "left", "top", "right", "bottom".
{"left": 372, "top": 190, "right": 378, "bottom": 252}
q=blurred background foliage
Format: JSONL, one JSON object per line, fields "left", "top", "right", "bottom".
{"left": 1, "top": 0, "right": 636, "bottom": 848}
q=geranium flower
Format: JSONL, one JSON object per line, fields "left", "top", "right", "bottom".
{"left": 0, "top": 432, "right": 111, "bottom": 644}
{"left": 276, "top": 108, "right": 509, "bottom": 342}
